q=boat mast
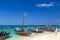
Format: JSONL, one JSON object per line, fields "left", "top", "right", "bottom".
{"left": 22, "top": 13, "right": 24, "bottom": 29}
{"left": 45, "top": 24, "right": 48, "bottom": 28}
{"left": 22, "top": 12, "right": 27, "bottom": 31}
{"left": 36, "top": 21, "right": 38, "bottom": 28}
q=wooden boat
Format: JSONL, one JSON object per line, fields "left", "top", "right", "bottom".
{"left": 14, "top": 27, "right": 31, "bottom": 36}
{"left": 0, "top": 29, "right": 10, "bottom": 40}
{"left": 31, "top": 26, "right": 43, "bottom": 33}
{"left": 32, "top": 29, "right": 43, "bottom": 33}
{"left": 44, "top": 24, "right": 55, "bottom": 32}
{"left": 14, "top": 12, "right": 31, "bottom": 36}
{"left": 14, "top": 29, "right": 31, "bottom": 36}
{"left": 4, "top": 32, "right": 10, "bottom": 39}
{"left": 44, "top": 28, "right": 54, "bottom": 32}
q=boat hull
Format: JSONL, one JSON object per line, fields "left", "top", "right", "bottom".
{"left": 32, "top": 30, "right": 43, "bottom": 33}
{"left": 14, "top": 30, "right": 30, "bottom": 36}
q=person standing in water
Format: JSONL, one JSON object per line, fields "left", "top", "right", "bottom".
{"left": 55, "top": 27, "right": 58, "bottom": 36}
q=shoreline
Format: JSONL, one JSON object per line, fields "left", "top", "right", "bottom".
{"left": 5, "top": 31, "right": 60, "bottom": 40}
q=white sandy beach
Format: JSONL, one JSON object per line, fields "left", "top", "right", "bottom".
{"left": 6, "top": 31, "right": 60, "bottom": 40}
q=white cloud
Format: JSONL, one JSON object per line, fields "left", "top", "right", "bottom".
{"left": 36, "top": 2, "right": 55, "bottom": 7}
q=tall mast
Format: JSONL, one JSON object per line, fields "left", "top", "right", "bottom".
{"left": 22, "top": 14, "right": 24, "bottom": 29}
{"left": 45, "top": 24, "right": 48, "bottom": 28}
{"left": 36, "top": 21, "right": 38, "bottom": 28}
{"left": 22, "top": 11, "right": 27, "bottom": 29}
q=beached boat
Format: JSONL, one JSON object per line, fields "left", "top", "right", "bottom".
{"left": 14, "top": 28, "right": 31, "bottom": 36}
{"left": 0, "top": 29, "right": 10, "bottom": 40}
{"left": 44, "top": 25, "right": 55, "bottom": 32}
{"left": 31, "top": 26, "right": 43, "bottom": 33}
{"left": 31, "top": 28, "right": 43, "bottom": 33}
{"left": 14, "top": 12, "right": 31, "bottom": 36}
{"left": 44, "top": 27, "right": 54, "bottom": 32}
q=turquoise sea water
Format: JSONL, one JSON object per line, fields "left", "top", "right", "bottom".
{"left": 0, "top": 25, "right": 60, "bottom": 37}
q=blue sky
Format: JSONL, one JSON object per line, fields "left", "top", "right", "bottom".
{"left": 0, "top": 0, "right": 60, "bottom": 25}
